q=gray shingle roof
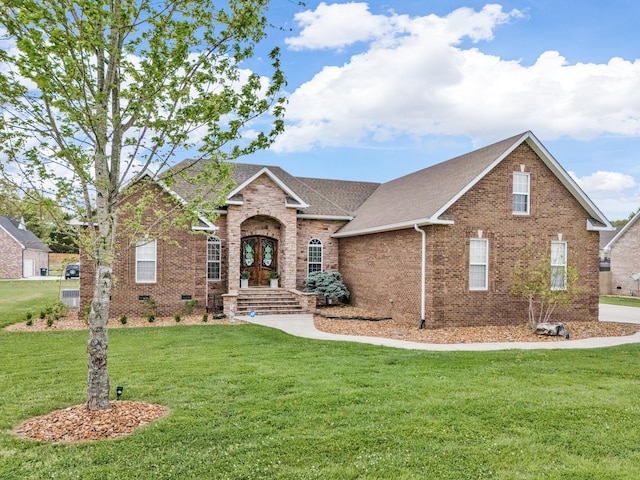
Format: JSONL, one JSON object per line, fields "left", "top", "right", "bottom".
{"left": 160, "top": 131, "right": 612, "bottom": 236}
{"left": 335, "top": 133, "right": 526, "bottom": 235}
{"left": 163, "top": 161, "right": 379, "bottom": 217}
{"left": 0, "top": 216, "right": 50, "bottom": 251}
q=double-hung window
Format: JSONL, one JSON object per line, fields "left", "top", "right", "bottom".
{"left": 512, "top": 172, "right": 530, "bottom": 215}
{"left": 207, "top": 237, "right": 221, "bottom": 281}
{"left": 136, "top": 239, "right": 157, "bottom": 283}
{"left": 469, "top": 238, "right": 489, "bottom": 290}
{"left": 550, "top": 241, "right": 567, "bottom": 290}
{"left": 308, "top": 238, "right": 323, "bottom": 276}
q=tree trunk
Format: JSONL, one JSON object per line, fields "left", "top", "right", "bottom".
{"left": 86, "top": 256, "right": 112, "bottom": 410}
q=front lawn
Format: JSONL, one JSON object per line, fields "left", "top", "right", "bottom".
{"left": 600, "top": 295, "right": 640, "bottom": 307}
{"left": 1, "top": 284, "right": 640, "bottom": 478}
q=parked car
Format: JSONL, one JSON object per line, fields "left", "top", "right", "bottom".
{"left": 65, "top": 263, "right": 80, "bottom": 279}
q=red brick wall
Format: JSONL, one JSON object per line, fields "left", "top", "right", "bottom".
{"left": 609, "top": 218, "right": 640, "bottom": 296}
{"left": 340, "top": 143, "right": 600, "bottom": 328}
{"left": 81, "top": 183, "right": 209, "bottom": 318}
{"left": 296, "top": 219, "right": 347, "bottom": 289}
{"left": 0, "top": 230, "right": 23, "bottom": 278}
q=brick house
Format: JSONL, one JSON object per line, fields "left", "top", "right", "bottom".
{"left": 0, "top": 215, "right": 50, "bottom": 279}
{"left": 603, "top": 213, "right": 640, "bottom": 296}
{"left": 80, "top": 131, "right": 612, "bottom": 327}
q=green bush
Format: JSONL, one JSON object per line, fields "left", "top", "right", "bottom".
{"left": 202, "top": 313, "right": 209, "bottom": 322}
{"left": 304, "top": 271, "right": 350, "bottom": 303}
{"left": 174, "top": 313, "right": 181, "bottom": 323}
{"left": 183, "top": 299, "right": 198, "bottom": 316}
{"left": 120, "top": 315, "right": 127, "bottom": 325}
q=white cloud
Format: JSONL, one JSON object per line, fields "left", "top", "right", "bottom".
{"left": 285, "top": 2, "right": 393, "bottom": 51}
{"left": 569, "top": 170, "right": 639, "bottom": 220}
{"left": 274, "top": 3, "right": 640, "bottom": 152}
{"left": 570, "top": 170, "right": 637, "bottom": 196}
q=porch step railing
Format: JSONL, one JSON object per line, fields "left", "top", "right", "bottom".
{"left": 236, "top": 288, "right": 304, "bottom": 315}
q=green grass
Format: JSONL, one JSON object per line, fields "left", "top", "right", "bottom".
{"left": 0, "top": 280, "right": 79, "bottom": 328}
{"left": 1, "top": 285, "right": 640, "bottom": 479}
{"left": 600, "top": 295, "right": 640, "bottom": 307}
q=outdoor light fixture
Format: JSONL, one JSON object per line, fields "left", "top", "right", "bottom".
{"left": 116, "top": 386, "right": 123, "bottom": 400}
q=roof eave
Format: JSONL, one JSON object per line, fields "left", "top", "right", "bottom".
{"left": 227, "top": 167, "right": 309, "bottom": 208}
{"left": 332, "top": 217, "right": 453, "bottom": 238}
{"left": 297, "top": 214, "right": 353, "bottom": 221}
{"left": 604, "top": 212, "right": 640, "bottom": 250}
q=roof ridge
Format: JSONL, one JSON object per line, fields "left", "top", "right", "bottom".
{"left": 289, "top": 175, "right": 366, "bottom": 216}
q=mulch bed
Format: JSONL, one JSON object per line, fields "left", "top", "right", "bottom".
{"left": 313, "top": 306, "right": 640, "bottom": 344}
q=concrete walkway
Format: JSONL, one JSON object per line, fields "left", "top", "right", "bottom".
{"left": 240, "top": 304, "right": 640, "bottom": 351}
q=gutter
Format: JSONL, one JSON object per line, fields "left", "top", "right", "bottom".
{"left": 414, "top": 224, "right": 426, "bottom": 329}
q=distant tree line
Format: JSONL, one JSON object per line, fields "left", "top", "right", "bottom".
{"left": 0, "top": 179, "right": 78, "bottom": 253}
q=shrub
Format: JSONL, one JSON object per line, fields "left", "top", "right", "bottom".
{"left": 202, "top": 313, "right": 209, "bottom": 323}
{"left": 174, "top": 313, "right": 181, "bottom": 322}
{"left": 120, "top": 315, "right": 127, "bottom": 325}
{"left": 304, "top": 271, "right": 350, "bottom": 304}
{"left": 146, "top": 313, "right": 155, "bottom": 323}
{"left": 183, "top": 299, "right": 198, "bottom": 316}
{"left": 39, "top": 311, "right": 45, "bottom": 320}
{"left": 47, "top": 318, "right": 54, "bottom": 327}
{"left": 26, "top": 319, "right": 33, "bottom": 326}
{"left": 26, "top": 312, "right": 32, "bottom": 320}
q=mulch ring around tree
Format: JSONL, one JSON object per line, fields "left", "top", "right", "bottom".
{"left": 10, "top": 401, "right": 169, "bottom": 444}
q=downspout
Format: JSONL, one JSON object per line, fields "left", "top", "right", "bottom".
{"left": 414, "top": 224, "right": 426, "bottom": 329}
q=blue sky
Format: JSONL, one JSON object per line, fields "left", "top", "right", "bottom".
{"left": 240, "top": 0, "right": 640, "bottom": 221}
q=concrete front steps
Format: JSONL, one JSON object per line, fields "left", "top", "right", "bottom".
{"left": 236, "top": 288, "right": 305, "bottom": 315}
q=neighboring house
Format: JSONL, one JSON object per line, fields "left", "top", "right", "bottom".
{"left": 80, "top": 131, "right": 612, "bottom": 327}
{"left": 603, "top": 213, "right": 640, "bottom": 296}
{"left": 0, "top": 216, "right": 51, "bottom": 279}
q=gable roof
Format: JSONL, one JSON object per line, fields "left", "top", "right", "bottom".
{"left": 0, "top": 216, "right": 51, "bottom": 251}
{"left": 158, "top": 131, "right": 612, "bottom": 236}
{"left": 163, "top": 161, "right": 380, "bottom": 219}
{"left": 604, "top": 212, "right": 640, "bottom": 251}
{"left": 334, "top": 131, "right": 613, "bottom": 237}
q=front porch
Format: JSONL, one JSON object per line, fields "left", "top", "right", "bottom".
{"left": 222, "top": 287, "right": 317, "bottom": 316}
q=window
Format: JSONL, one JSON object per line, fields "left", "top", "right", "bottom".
{"left": 551, "top": 241, "right": 567, "bottom": 290}
{"left": 512, "top": 172, "right": 530, "bottom": 215}
{"left": 308, "top": 238, "right": 323, "bottom": 276}
{"left": 469, "top": 238, "right": 488, "bottom": 290}
{"left": 207, "top": 237, "right": 221, "bottom": 280}
{"left": 136, "top": 239, "right": 156, "bottom": 283}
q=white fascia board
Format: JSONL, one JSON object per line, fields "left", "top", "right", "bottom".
{"left": 430, "top": 133, "right": 530, "bottom": 221}
{"left": 297, "top": 214, "right": 354, "bottom": 221}
{"left": 227, "top": 167, "right": 310, "bottom": 209}
{"left": 525, "top": 133, "right": 614, "bottom": 231}
{"left": 604, "top": 213, "right": 640, "bottom": 250}
{"left": 332, "top": 217, "right": 452, "bottom": 238}
{"left": 0, "top": 224, "right": 25, "bottom": 249}
{"left": 143, "top": 176, "right": 216, "bottom": 232}
{"left": 430, "top": 131, "right": 613, "bottom": 231}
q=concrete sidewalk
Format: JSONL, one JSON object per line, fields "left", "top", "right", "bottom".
{"left": 241, "top": 305, "right": 640, "bottom": 351}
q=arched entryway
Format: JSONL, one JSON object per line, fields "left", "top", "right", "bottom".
{"left": 241, "top": 235, "right": 278, "bottom": 286}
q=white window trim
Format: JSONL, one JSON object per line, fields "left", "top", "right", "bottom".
{"left": 307, "top": 238, "right": 323, "bottom": 276}
{"left": 512, "top": 172, "right": 530, "bottom": 215}
{"left": 207, "top": 236, "right": 221, "bottom": 281}
{"left": 551, "top": 241, "right": 567, "bottom": 291}
{"left": 135, "top": 239, "right": 157, "bottom": 284}
{"left": 469, "top": 238, "right": 489, "bottom": 291}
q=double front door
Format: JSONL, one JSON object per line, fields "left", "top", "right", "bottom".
{"left": 241, "top": 236, "right": 277, "bottom": 286}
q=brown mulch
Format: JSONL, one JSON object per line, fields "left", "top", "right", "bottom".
{"left": 5, "top": 314, "right": 245, "bottom": 332}
{"left": 6, "top": 306, "right": 640, "bottom": 444}
{"left": 11, "top": 401, "right": 169, "bottom": 444}
{"left": 313, "top": 306, "right": 640, "bottom": 344}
